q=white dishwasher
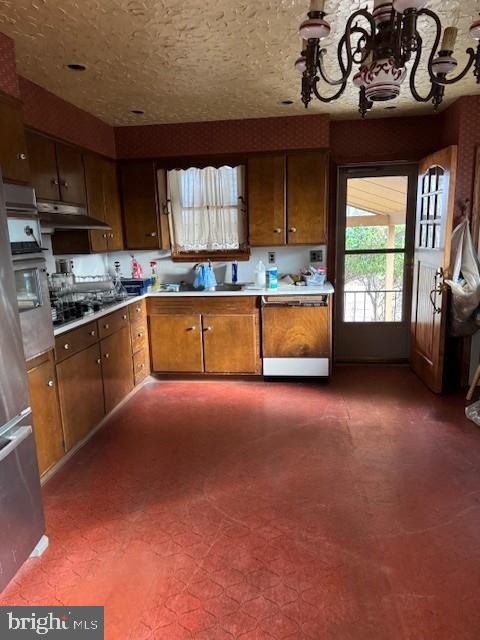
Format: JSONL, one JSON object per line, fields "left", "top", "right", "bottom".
{"left": 261, "top": 295, "right": 331, "bottom": 377}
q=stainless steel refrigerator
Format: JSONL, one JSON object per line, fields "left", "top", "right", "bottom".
{"left": 0, "top": 174, "right": 46, "bottom": 593}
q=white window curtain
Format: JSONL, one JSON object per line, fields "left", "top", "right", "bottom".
{"left": 167, "top": 165, "right": 246, "bottom": 252}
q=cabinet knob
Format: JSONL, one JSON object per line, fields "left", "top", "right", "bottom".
{"left": 147, "top": 232, "right": 157, "bottom": 237}
{"left": 63, "top": 180, "right": 69, "bottom": 188}
{"left": 96, "top": 358, "right": 102, "bottom": 365}
{"left": 122, "top": 314, "right": 127, "bottom": 320}
{"left": 102, "top": 233, "right": 108, "bottom": 239}
{"left": 136, "top": 307, "right": 141, "bottom": 312}
{"left": 273, "top": 228, "right": 282, "bottom": 234}
{"left": 140, "top": 363, "right": 145, "bottom": 369}
{"left": 17, "top": 152, "right": 27, "bottom": 160}
{"left": 89, "top": 330, "right": 96, "bottom": 336}
{"left": 288, "top": 227, "right": 297, "bottom": 233}
{"left": 203, "top": 326, "right": 213, "bottom": 332}
{"left": 47, "top": 380, "right": 54, "bottom": 388}
{"left": 104, "top": 353, "right": 110, "bottom": 359}
{"left": 51, "top": 178, "right": 59, "bottom": 186}
{"left": 63, "top": 343, "right": 70, "bottom": 350}
{"left": 104, "top": 323, "right": 109, "bottom": 329}
{"left": 188, "top": 326, "right": 196, "bottom": 331}
{"left": 137, "top": 332, "right": 144, "bottom": 337}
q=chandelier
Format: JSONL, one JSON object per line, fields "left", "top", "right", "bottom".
{"left": 295, "top": 0, "right": 480, "bottom": 117}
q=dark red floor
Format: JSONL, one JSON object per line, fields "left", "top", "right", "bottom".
{"left": 2, "top": 366, "right": 480, "bottom": 639}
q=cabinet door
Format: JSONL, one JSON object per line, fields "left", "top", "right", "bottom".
{"left": 203, "top": 314, "right": 260, "bottom": 374}
{"left": 103, "top": 158, "right": 124, "bottom": 252}
{"left": 150, "top": 314, "right": 203, "bottom": 372}
{"left": 0, "top": 98, "right": 30, "bottom": 183}
{"left": 286, "top": 151, "right": 328, "bottom": 245}
{"left": 120, "top": 161, "right": 160, "bottom": 249}
{"left": 248, "top": 155, "right": 285, "bottom": 246}
{"left": 84, "top": 153, "right": 108, "bottom": 252}
{"left": 56, "top": 343, "right": 105, "bottom": 451}
{"left": 28, "top": 357, "right": 65, "bottom": 476}
{"left": 101, "top": 326, "right": 134, "bottom": 413}
{"left": 263, "top": 306, "right": 330, "bottom": 357}
{"left": 26, "top": 131, "right": 60, "bottom": 200}
{"left": 56, "top": 142, "right": 86, "bottom": 205}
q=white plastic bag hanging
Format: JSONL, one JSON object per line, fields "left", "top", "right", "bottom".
{"left": 445, "top": 217, "right": 480, "bottom": 336}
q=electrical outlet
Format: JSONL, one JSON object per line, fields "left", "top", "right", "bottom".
{"left": 310, "top": 249, "right": 323, "bottom": 263}
{"left": 268, "top": 251, "right": 276, "bottom": 264}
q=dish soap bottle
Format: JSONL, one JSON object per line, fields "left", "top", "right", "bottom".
{"left": 267, "top": 263, "right": 278, "bottom": 290}
{"left": 150, "top": 260, "right": 160, "bottom": 292}
{"left": 255, "top": 260, "right": 266, "bottom": 289}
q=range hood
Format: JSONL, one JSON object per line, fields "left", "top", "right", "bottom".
{"left": 37, "top": 201, "right": 111, "bottom": 232}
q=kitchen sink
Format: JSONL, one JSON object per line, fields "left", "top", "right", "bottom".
{"left": 175, "top": 283, "right": 243, "bottom": 293}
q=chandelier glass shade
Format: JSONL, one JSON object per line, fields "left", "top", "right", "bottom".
{"left": 296, "top": 0, "right": 480, "bottom": 117}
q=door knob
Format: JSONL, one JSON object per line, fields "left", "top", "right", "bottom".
{"left": 47, "top": 380, "right": 54, "bottom": 388}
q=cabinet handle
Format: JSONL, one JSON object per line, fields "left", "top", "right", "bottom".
{"left": 104, "top": 323, "right": 109, "bottom": 329}
{"left": 273, "top": 228, "right": 282, "bottom": 234}
{"left": 17, "top": 152, "right": 27, "bottom": 160}
{"left": 147, "top": 232, "right": 157, "bottom": 237}
{"left": 96, "top": 358, "right": 102, "bottom": 365}
{"left": 63, "top": 343, "right": 70, "bottom": 350}
{"left": 47, "top": 380, "right": 54, "bottom": 388}
{"left": 288, "top": 227, "right": 297, "bottom": 233}
{"left": 203, "top": 326, "right": 213, "bottom": 332}
{"left": 104, "top": 353, "right": 110, "bottom": 359}
{"left": 89, "top": 330, "right": 96, "bottom": 336}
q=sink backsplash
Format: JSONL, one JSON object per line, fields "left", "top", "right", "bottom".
{"left": 42, "top": 235, "right": 326, "bottom": 285}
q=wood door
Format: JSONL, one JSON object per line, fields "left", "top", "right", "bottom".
{"left": 263, "top": 305, "right": 330, "bottom": 358}
{"left": 103, "top": 158, "right": 125, "bottom": 251}
{"left": 248, "top": 155, "right": 285, "bottom": 246}
{"left": 84, "top": 153, "right": 108, "bottom": 252}
{"left": 26, "top": 131, "right": 60, "bottom": 200}
{"left": 56, "top": 343, "right": 105, "bottom": 451}
{"left": 410, "top": 146, "right": 457, "bottom": 393}
{"left": 0, "top": 98, "right": 30, "bottom": 183}
{"left": 120, "top": 161, "right": 160, "bottom": 249}
{"left": 286, "top": 151, "right": 328, "bottom": 245}
{"left": 203, "top": 314, "right": 260, "bottom": 373}
{"left": 27, "top": 356, "right": 65, "bottom": 476}
{"left": 56, "top": 142, "right": 86, "bottom": 205}
{"left": 150, "top": 314, "right": 203, "bottom": 372}
{"left": 101, "top": 326, "right": 134, "bottom": 413}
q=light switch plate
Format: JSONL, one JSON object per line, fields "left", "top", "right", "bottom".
{"left": 268, "top": 251, "right": 276, "bottom": 264}
{"left": 310, "top": 250, "right": 323, "bottom": 263}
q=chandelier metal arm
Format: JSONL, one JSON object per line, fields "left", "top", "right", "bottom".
{"left": 435, "top": 48, "right": 476, "bottom": 85}
{"left": 317, "top": 26, "right": 370, "bottom": 87}
{"left": 408, "top": 35, "right": 436, "bottom": 103}
{"left": 315, "top": 9, "right": 376, "bottom": 88}
{"left": 312, "top": 76, "right": 348, "bottom": 102}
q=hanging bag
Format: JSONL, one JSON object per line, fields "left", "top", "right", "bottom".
{"left": 445, "top": 217, "right": 480, "bottom": 336}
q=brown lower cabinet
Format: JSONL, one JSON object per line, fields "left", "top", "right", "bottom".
{"left": 27, "top": 353, "right": 65, "bottom": 476}
{"left": 148, "top": 298, "right": 261, "bottom": 375}
{"left": 56, "top": 342, "right": 105, "bottom": 451}
{"left": 101, "top": 326, "right": 134, "bottom": 413}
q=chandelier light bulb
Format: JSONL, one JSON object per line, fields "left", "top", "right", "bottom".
{"left": 309, "top": 0, "right": 325, "bottom": 12}
{"left": 392, "top": 0, "right": 427, "bottom": 12}
{"left": 441, "top": 26, "right": 458, "bottom": 51}
{"left": 294, "top": 56, "right": 307, "bottom": 73}
{"left": 299, "top": 17, "right": 331, "bottom": 39}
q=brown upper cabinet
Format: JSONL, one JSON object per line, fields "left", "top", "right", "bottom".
{"left": 120, "top": 161, "right": 170, "bottom": 250}
{"left": 84, "top": 153, "right": 124, "bottom": 253}
{"left": 248, "top": 150, "right": 328, "bottom": 246}
{"left": 0, "top": 96, "right": 30, "bottom": 183}
{"left": 26, "top": 131, "right": 86, "bottom": 205}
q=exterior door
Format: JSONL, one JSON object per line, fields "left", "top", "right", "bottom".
{"left": 335, "top": 165, "right": 417, "bottom": 361}
{"left": 410, "top": 146, "right": 457, "bottom": 393}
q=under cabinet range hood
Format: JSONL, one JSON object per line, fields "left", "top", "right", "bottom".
{"left": 37, "top": 201, "right": 111, "bottom": 232}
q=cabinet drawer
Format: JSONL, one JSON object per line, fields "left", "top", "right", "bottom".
{"left": 55, "top": 321, "right": 98, "bottom": 362}
{"left": 98, "top": 307, "right": 130, "bottom": 339}
{"left": 133, "top": 348, "right": 150, "bottom": 385}
{"left": 129, "top": 299, "right": 147, "bottom": 323}
{"left": 131, "top": 320, "right": 148, "bottom": 354}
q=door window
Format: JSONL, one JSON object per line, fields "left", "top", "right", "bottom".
{"left": 343, "top": 176, "right": 408, "bottom": 323}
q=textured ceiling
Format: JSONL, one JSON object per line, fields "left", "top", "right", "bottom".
{"left": 0, "top": 0, "right": 479, "bottom": 126}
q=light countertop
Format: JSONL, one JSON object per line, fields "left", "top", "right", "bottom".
{"left": 53, "top": 282, "right": 334, "bottom": 336}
